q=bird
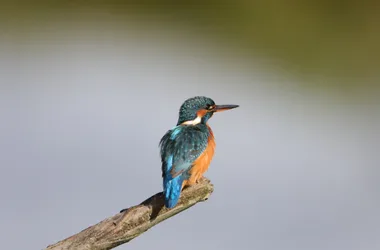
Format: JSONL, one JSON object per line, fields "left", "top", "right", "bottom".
{"left": 159, "top": 96, "right": 239, "bottom": 208}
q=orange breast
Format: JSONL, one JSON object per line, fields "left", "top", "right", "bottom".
{"left": 183, "top": 126, "right": 216, "bottom": 188}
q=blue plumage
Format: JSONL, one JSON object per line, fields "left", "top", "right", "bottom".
{"left": 163, "top": 174, "right": 185, "bottom": 208}
{"left": 170, "top": 126, "right": 182, "bottom": 140}
{"left": 159, "top": 96, "right": 238, "bottom": 208}
{"left": 160, "top": 124, "right": 210, "bottom": 208}
{"left": 165, "top": 155, "right": 174, "bottom": 173}
{"left": 162, "top": 155, "right": 183, "bottom": 208}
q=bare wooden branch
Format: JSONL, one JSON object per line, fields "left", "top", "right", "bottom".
{"left": 45, "top": 178, "right": 214, "bottom": 250}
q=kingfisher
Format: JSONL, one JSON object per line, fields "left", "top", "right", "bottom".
{"left": 159, "top": 96, "right": 239, "bottom": 208}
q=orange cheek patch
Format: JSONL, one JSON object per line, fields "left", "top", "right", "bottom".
{"left": 196, "top": 109, "right": 208, "bottom": 117}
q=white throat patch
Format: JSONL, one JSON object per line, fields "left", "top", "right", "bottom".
{"left": 182, "top": 116, "right": 202, "bottom": 125}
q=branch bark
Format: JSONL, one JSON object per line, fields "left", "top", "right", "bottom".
{"left": 45, "top": 178, "right": 214, "bottom": 250}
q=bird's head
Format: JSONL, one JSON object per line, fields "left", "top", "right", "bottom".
{"left": 177, "top": 96, "right": 239, "bottom": 125}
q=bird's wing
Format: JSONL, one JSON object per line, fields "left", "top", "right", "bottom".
{"left": 160, "top": 125, "right": 209, "bottom": 180}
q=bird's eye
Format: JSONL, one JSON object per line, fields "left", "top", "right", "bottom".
{"left": 207, "top": 105, "right": 214, "bottom": 110}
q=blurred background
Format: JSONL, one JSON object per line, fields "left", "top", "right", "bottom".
{"left": 0, "top": 1, "right": 379, "bottom": 250}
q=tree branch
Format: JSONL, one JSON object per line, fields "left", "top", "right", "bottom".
{"left": 45, "top": 178, "right": 214, "bottom": 250}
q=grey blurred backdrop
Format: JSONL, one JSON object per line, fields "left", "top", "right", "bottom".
{"left": 0, "top": 2, "right": 379, "bottom": 250}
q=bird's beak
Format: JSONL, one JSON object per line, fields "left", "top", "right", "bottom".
{"left": 213, "top": 104, "right": 239, "bottom": 112}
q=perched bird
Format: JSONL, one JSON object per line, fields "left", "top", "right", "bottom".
{"left": 159, "top": 96, "right": 238, "bottom": 208}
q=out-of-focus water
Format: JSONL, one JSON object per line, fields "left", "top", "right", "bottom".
{"left": 0, "top": 3, "right": 379, "bottom": 250}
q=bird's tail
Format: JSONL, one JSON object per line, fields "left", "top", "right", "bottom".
{"left": 163, "top": 175, "right": 184, "bottom": 208}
